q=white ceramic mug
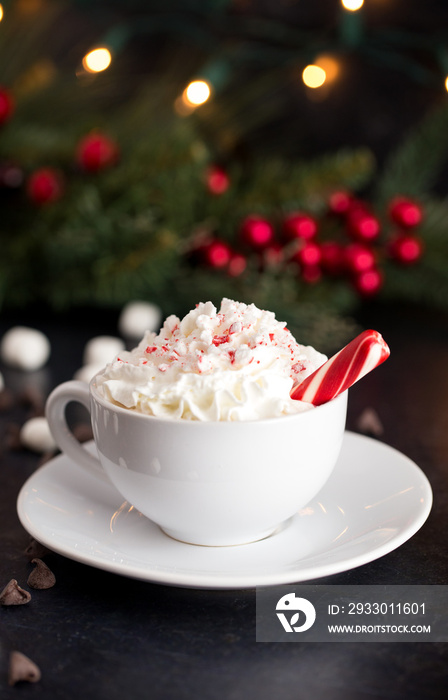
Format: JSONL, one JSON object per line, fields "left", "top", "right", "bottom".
{"left": 46, "top": 378, "right": 347, "bottom": 547}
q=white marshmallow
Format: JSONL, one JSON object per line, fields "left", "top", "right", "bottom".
{"left": 0, "top": 326, "right": 50, "bottom": 371}
{"left": 83, "top": 336, "right": 125, "bottom": 367}
{"left": 20, "top": 416, "right": 57, "bottom": 454}
{"left": 118, "top": 301, "right": 162, "bottom": 339}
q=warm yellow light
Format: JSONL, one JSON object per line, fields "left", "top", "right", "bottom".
{"left": 315, "top": 55, "right": 340, "bottom": 83}
{"left": 183, "top": 80, "right": 211, "bottom": 107}
{"left": 445, "top": 76, "right": 448, "bottom": 92}
{"left": 0, "top": 5, "right": 4, "bottom": 22}
{"left": 302, "top": 65, "right": 327, "bottom": 89}
{"left": 341, "top": 0, "right": 364, "bottom": 11}
{"left": 82, "top": 48, "right": 112, "bottom": 73}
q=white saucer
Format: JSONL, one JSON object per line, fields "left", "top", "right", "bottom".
{"left": 17, "top": 432, "right": 432, "bottom": 589}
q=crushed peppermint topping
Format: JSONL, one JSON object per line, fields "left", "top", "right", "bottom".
{"left": 96, "top": 298, "right": 327, "bottom": 421}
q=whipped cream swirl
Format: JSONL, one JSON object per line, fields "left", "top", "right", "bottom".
{"left": 96, "top": 299, "right": 327, "bottom": 421}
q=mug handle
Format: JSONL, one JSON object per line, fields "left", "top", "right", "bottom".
{"left": 45, "top": 380, "right": 110, "bottom": 483}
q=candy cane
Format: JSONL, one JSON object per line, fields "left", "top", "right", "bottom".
{"left": 291, "top": 329, "right": 390, "bottom": 406}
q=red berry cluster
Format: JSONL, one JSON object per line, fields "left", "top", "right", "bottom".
{"left": 322, "top": 191, "right": 424, "bottom": 295}
{"left": 1, "top": 84, "right": 120, "bottom": 206}
{"left": 201, "top": 166, "right": 425, "bottom": 298}
{"left": 25, "top": 132, "right": 119, "bottom": 205}
{"left": 188, "top": 236, "right": 248, "bottom": 278}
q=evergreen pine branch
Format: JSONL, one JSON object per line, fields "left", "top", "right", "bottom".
{"left": 381, "top": 258, "right": 448, "bottom": 310}
{"left": 417, "top": 196, "right": 448, "bottom": 248}
{"left": 287, "top": 148, "right": 376, "bottom": 212}
{"left": 202, "top": 148, "right": 375, "bottom": 235}
{"left": 375, "top": 102, "right": 448, "bottom": 204}
{"left": 379, "top": 196, "right": 448, "bottom": 309}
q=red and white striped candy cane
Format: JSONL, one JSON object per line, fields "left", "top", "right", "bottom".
{"left": 291, "top": 329, "right": 390, "bottom": 406}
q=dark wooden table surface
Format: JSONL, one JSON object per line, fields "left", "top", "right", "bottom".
{"left": 0, "top": 302, "right": 447, "bottom": 700}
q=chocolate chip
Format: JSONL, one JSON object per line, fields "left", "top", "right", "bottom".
{"left": 0, "top": 579, "right": 31, "bottom": 606}
{"left": 356, "top": 407, "right": 384, "bottom": 437}
{"left": 24, "top": 538, "right": 50, "bottom": 561}
{"left": 8, "top": 651, "right": 41, "bottom": 686}
{"left": 27, "top": 558, "right": 56, "bottom": 590}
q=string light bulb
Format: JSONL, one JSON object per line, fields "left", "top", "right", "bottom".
{"left": 341, "top": 0, "right": 364, "bottom": 11}
{"left": 302, "top": 65, "right": 327, "bottom": 89}
{"left": 0, "top": 4, "right": 4, "bottom": 22}
{"left": 445, "top": 76, "right": 448, "bottom": 92}
{"left": 315, "top": 54, "right": 340, "bottom": 83}
{"left": 82, "top": 48, "right": 112, "bottom": 74}
{"left": 182, "top": 80, "right": 211, "bottom": 107}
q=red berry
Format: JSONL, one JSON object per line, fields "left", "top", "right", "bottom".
{"left": 389, "top": 197, "right": 423, "bottom": 228}
{"left": 344, "top": 243, "right": 376, "bottom": 273}
{"left": 240, "top": 216, "right": 275, "bottom": 249}
{"left": 283, "top": 212, "right": 318, "bottom": 241}
{"left": 76, "top": 132, "right": 119, "bottom": 172}
{"left": 27, "top": 167, "right": 64, "bottom": 205}
{"left": 353, "top": 268, "right": 383, "bottom": 296}
{"left": 206, "top": 165, "right": 230, "bottom": 195}
{"left": 320, "top": 241, "right": 344, "bottom": 275}
{"left": 347, "top": 208, "right": 380, "bottom": 242}
{"left": 0, "top": 87, "right": 14, "bottom": 125}
{"left": 388, "top": 233, "right": 424, "bottom": 264}
{"left": 328, "top": 190, "right": 353, "bottom": 216}
{"left": 204, "top": 240, "right": 232, "bottom": 268}
{"left": 301, "top": 265, "right": 322, "bottom": 284}
{"left": 294, "top": 242, "right": 322, "bottom": 267}
{"left": 228, "top": 253, "right": 247, "bottom": 277}
{"left": 346, "top": 198, "right": 367, "bottom": 212}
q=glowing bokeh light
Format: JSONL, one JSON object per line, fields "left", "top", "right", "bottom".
{"left": 445, "top": 76, "right": 448, "bottom": 92}
{"left": 315, "top": 55, "right": 339, "bottom": 83}
{"left": 341, "top": 0, "right": 364, "bottom": 11}
{"left": 0, "top": 5, "right": 4, "bottom": 21}
{"left": 183, "top": 80, "right": 211, "bottom": 107}
{"left": 82, "top": 48, "right": 112, "bottom": 73}
{"left": 302, "top": 65, "right": 327, "bottom": 89}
